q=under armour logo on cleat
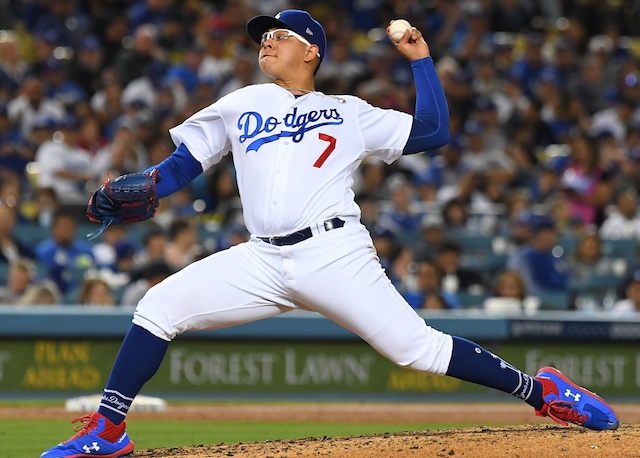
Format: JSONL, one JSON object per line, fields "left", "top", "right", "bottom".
{"left": 564, "top": 389, "right": 581, "bottom": 402}
{"left": 82, "top": 442, "right": 101, "bottom": 453}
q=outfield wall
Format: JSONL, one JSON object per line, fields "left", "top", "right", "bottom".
{"left": 1, "top": 306, "right": 640, "bottom": 401}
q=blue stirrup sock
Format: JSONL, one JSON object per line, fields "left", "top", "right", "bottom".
{"left": 445, "top": 336, "right": 544, "bottom": 409}
{"left": 98, "top": 324, "right": 169, "bottom": 425}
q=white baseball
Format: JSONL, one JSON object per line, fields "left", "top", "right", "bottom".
{"left": 389, "top": 19, "right": 412, "bottom": 42}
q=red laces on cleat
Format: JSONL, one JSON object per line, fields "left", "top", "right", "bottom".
{"left": 63, "top": 414, "right": 99, "bottom": 444}
{"left": 537, "top": 400, "right": 589, "bottom": 427}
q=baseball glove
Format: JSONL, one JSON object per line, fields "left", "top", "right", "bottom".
{"left": 86, "top": 169, "right": 161, "bottom": 240}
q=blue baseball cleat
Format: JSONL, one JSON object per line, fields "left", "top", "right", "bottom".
{"left": 535, "top": 366, "right": 619, "bottom": 431}
{"left": 41, "top": 412, "right": 134, "bottom": 457}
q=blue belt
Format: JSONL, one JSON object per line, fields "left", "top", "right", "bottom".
{"left": 258, "top": 217, "right": 345, "bottom": 246}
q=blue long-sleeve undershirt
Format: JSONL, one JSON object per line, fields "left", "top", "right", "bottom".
{"left": 147, "top": 143, "right": 202, "bottom": 198}
{"left": 402, "top": 56, "right": 450, "bottom": 155}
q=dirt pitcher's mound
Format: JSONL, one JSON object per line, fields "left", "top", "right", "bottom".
{"left": 133, "top": 424, "right": 636, "bottom": 458}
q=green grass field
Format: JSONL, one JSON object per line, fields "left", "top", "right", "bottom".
{"left": 0, "top": 418, "right": 471, "bottom": 457}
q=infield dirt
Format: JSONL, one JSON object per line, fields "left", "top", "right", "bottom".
{"left": 7, "top": 403, "right": 640, "bottom": 457}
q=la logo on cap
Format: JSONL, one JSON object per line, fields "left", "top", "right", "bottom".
{"left": 306, "top": 27, "right": 313, "bottom": 35}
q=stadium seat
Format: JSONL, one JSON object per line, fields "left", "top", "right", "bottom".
{"left": 602, "top": 239, "right": 638, "bottom": 269}
{"left": 0, "top": 263, "right": 9, "bottom": 285}
{"left": 13, "top": 224, "right": 49, "bottom": 245}
{"left": 456, "top": 291, "right": 490, "bottom": 308}
{"left": 535, "top": 292, "right": 572, "bottom": 310}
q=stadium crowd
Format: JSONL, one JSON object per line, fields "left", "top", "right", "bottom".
{"left": 0, "top": 0, "right": 640, "bottom": 313}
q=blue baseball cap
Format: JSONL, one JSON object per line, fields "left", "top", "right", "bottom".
{"left": 530, "top": 214, "right": 556, "bottom": 232}
{"left": 58, "top": 115, "right": 81, "bottom": 131}
{"left": 247, "top": 9, "right": 327, "bottom": 62}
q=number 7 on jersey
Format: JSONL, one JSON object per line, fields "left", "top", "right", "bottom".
{"left": 313, "top": 133, "right": 336, "bottom": 168}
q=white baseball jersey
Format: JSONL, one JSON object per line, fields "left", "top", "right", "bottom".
{"left": 135, "top": 83, "right": 454, "bottom": 377}
{"left": 169, "top": 84, "right": 412, "bottom": 236}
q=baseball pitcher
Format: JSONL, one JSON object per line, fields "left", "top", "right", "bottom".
{"left": 42, "top": 9, "right": 618, "bottom": 458}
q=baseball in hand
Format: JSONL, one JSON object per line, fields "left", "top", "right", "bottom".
{"left": 389, "top": 19, "right": 412, "bottom": 42}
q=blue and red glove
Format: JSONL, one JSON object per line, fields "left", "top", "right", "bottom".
{"left": 86, "top": 169, "right": 161, "bottom": 239}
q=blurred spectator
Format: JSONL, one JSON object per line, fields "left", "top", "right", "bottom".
{"left": 355, "top": 159, "right": 386, "bottom": 200}
{"left": 41, "top": 57, "right": 85, "bottom": 106}
{"left": 413, "top": 213, "right": 446, "bottom": 261}
{"left": 591, "top": 99, "right": 636, "bottom": 145}
{"left": 114, "top": 240, "right": 138, "bottom": 275}
{"left": 0, "top": 203, "right": 35, "bottom": 263}
{"left": 316, "top": 40, "right": 366, "bottom": 94}
{"left": 7, "top": 77, "right": 64, "bottom": 137}
{"left": 401, "top": 258, "right": 459, "bottom": 310}
{"left": 418, "top": 137, "right": 469, "bottom": 202}
{"left": 558, "top": 134, "right": 615, "bottom": 226}
{"left": 77, "top": 115, "right": 107, "bottom": 157}
{"left": 97, "top": 13, "right": 129, "bottom": 68}
{"left": 164, "top": 219, "right": 199, "bottom": 270}
{"left": 507, "top": 214, "right": 570, "bottom": 295}
{"left": 441, "top": 197, "right": 477, "bottom": 236}
{"left": 379, "top": 175, "right": 421, "bottom": 239}
{"left": 503, "top": 209, "right": 533, "bottom": 254}
{"left": 113, "top": 23, "right": 164, "bottom": 88}
{"left": 18, "top": 279, "right": 62, "bottom": 305}
{"left": 600, "top": 188, "right": 640, "bottom": 240}
{"left": 0, "top": 176, "right": 24, "bottom": 215}
{"left": 120, "top": 260, "right": 172, "bottom": 306}
{"left": 0, "top": 257, "right": 36, "bottom": 304}
{"left": 218, "top": 55, "right": 261, "bottom": 98}
{"left": 572, "top": 55, "right": 608, "bottom": 116}
{"left": 26, "top": 187, "right": 59, "bottom": 228}
{"left": 90, "top": 70, "right": 124, "bottom": 129}
{"left": 198, "top": 21, "right": 234, "bottom": 86}
{"left": 130, "top": 229, "right": 164, "bottom": 268}
{"left": 460, "top": 120, "right": 514, "bottom": 185}
{"left": 30, "top": 29, "right": 61, "bottom": 75}
{"left": 67, "top": 36, "right": 105, "bottom": 98}
{"left": 129, "top": 0, "right": 175, "bottom": 31}
{"left": 569, "top": 232, "right": 621, "bottom": 282}
{"left": 23, "top": 113, "right": 56, "bottom": 156}
{"left": 34, "top": 115, "right": 94, "bottom": 204}
{"left": 92, "top": 225, "right": 130, "bottom": 271}
{"left": 472, "top": 95, "right": 507, "bottom": 152}
{"left": 201, "top": 163, "right": 241, "bottom": 222}
{"left": 611, "top": 270, "right": 640, "bottom": 315}
{"left": 449, "top": 3, "right": 493, "bottom": 65}
{"left": 489, "top": 0, "right": 532, "bottom": 33}
{"left": 29, "top": 1, "right": 89, "bottom": 47}
{"left": 0, "top": 30, "right": 28, "bottom": 95}
{"left": 434, "top": 240, "right": 485, "bottom": 295}
{"left": 483, "top": 269, "right": 540, "bottom": 313}
{"left": 121, "top": 60, "right": 169, "bottom": 111}
{"left": 92, "top": 121, "right": 147, "bottom": 179}
{"left": 35, "top": 209, "right": 94, "bottom": 295}
{"left": 510, "top": 32, "right": 556, "bottom": 99}
{"left": 0, "top": 102, "right": 27, "bottom": 179}
{"left": 370, "top": 226, "right": 399, "bottom": 273}
{"left": 165, "top": 46, "right": 204, "bottom": 96}
{"left": 77, "top": 277, "right": 115, "bottom": 306}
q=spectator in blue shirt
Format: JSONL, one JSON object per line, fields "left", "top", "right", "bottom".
{"left": 35, "top": 209, "right": 94, "bottom": 295}
{"left": 507, "top": 214, "right": 570, "bottom": 294}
